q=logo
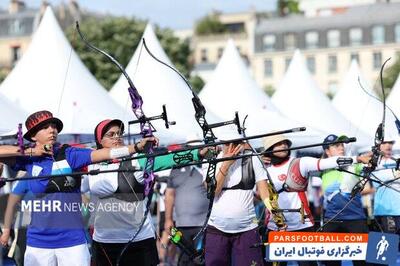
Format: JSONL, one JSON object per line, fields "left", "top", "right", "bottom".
{"left": 366, "top": 232, "right": 399, "bottom": 265}
{"left": 64, "top": 176, "right": 76, "bottom": 188}
{"left": 278, "top": 174, "right": 287, "bottom": 182}
{"left": 266, "top": 232, "right": 368, "bottom": 261}
{"left": 32, "top": 165, "right": 43, "bottom": 176}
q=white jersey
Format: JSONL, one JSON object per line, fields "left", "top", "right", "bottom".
{"left": 82, "top": 162, "right": 155, "bottom": 243}
{"left": 266, "top": 157, "right": 314, "bottom": 231}
{"left": 206, "top": 153, "right": 268, "bottom": 233}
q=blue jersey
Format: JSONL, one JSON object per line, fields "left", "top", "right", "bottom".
{"left": 373, "top": 159, "right": 400, "bottom": 216}
{"left": 12, "top": 145, "right": 92, "bottom": 248}
{"left": 321, "top": 164, "right": 366, "bottom": 220}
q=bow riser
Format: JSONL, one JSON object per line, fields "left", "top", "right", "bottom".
{"left": 75, "top": 21, "right": 176, "bottom": 265}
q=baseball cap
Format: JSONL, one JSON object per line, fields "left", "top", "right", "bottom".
{"left": 322, "top": 134, "right": 348, "bottom": 150}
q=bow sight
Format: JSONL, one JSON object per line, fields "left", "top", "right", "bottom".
{"left": 127, "top": 104, "right": 176, "bottom": 143}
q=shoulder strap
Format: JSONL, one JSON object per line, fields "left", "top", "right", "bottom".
{"left": 115, "top": 160, "right": 144, "bottom": 202}
{"left": 222, "top": 154, "right": 255, "bottom": 191}
{"left": 45, "top": 144, "right": 80, "bottom": 194}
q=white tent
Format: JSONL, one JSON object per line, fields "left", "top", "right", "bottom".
{"left": 332, "top": 60, "right": 399, "bottom": 142}
{"left": 0, "top": 93, "right": 27, "bottom": 134}
{"left": 386, "top": 74, "right": 400, "bottom": 148}
{"left": 387, "top": 74, "right": 400, "bottom": 119}
{"left": 200, "top": 39, "right": 278, "bottom": 114}
{"left": 0, "top": 7, "right": 128, "bottom": 135}
{"left": 110, "top": 23, "right": 222, "bottom": 141}
{"left": 199, "top": 40, "right": 325, "bottom": 147}
{"left": 272, "top": 50, "right": 371, "bottom": 148}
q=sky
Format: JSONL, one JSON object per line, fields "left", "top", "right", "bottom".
{"left": 0, "top": 0, "right": 277, "bottom": 29}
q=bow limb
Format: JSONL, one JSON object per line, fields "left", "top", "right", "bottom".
{"left": 140, "top": 39, "right": 216, "bottom": 142}
{"left": 368, "top": 58, "right": 391, "bottom": 173}
{"left": 140, "top": 38, "right": 221, "bottom": 242}
{"left": 319, "top": 58, "right": 393, "bottom": 231}
{"left": 76, "top": 22, "right": 133, "bottom": 89}
{"left": 141, "top": 39, "right": 292, "bottom": 238}
{"left": 240, "top": 117, "right": 289, "bottom": 230}
{"left": 357, "top": 76, "right": 400, "bottom": 134}
{"left": 75, "top": 22, "right": 157, "bottom": 265}
{"left": 16, "top": 124, "right": 24, "bottom": 154}
{"left": 75, "top": 22, "right": 155, "bottom": 189}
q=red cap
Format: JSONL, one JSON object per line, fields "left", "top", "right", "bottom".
{"left": 94, "top": 119, "right": 124, "bottom": 148}
{"left": 24, "top": 110, "right": 63, "bottom": 142}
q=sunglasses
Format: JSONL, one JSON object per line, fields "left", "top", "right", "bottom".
{"left": 103, "top": 131, "right": 124, "bottom": 139}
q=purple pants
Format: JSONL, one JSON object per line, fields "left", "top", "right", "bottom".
{"left": 205, "top": 226, "right": 264, "bottom": 266}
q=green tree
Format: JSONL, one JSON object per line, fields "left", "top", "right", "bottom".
{"left": 195, "top": 14, "right": 227, "bottom": 36}
{"left": 372, "top": 54, "right": 400, "bottom": 99}
{"left": 277, "top": 0, "right": 300, "bottom": 17}
{"left": 66, "top": 17, "right": 192, "bottom": 90}
{"left": 189, "top": 75, "right": 205, "bottom": 94}
{"left": 264, "top": 85, "right": 275, "bottom": 97}
{"left": 326, "top": 91, "right": 335, "bottom": 100}
{"left": 0, "top": 68, "right": 8, "bottom": 84}
{"left": 383, "top": 54, "right": 400, "bottom": 91}
{"left": 156, "top": 27, "right": 191, "bottom": 78}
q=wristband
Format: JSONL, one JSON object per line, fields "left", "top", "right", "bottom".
{"left": 110, "top": 147, "right": 130, "bottom": 159}
{"left": 337, "top": 157, "right": 354, "bottom": 166}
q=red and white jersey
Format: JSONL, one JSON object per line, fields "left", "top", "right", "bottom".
{"left": 266, "top": 157, "right": 314, "bottom": 231}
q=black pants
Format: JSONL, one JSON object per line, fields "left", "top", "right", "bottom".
{"left": 177, "top": 226, "right": 205, "bottom": 266}
{"left": 92, "top": 238, "right": 159, "bottom": 266}
{"left": 375, "top": 215, "right": 400, "bottom": 251}
{"left": 375, "top": 216, "right": 400, "bottom": 234}
{"left": 264, "top": 226, "right": 318, "bottom": 266}
{"left": 322, "top": 219, "right": 370, "bottom": 266}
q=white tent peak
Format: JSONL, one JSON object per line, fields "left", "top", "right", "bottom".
{"left": 200, "top": 42, "right": 325, "bottom": 147}
{"left": 199, "top": 38, "right": 277, "bottom": 116}
{"left": 333, "top": 60, "right": 375, "bottom": 106}
{"left": 332, "top": 59, "right": 376, "bottom": 137}
{"left": 332, "top": 59, "right": 399, "bottom": 141}
{"left": 110, "top": 22, "right": 172, "bottom": 103}
{"left": 109, "top": 22, "right": 219, "bottom": 140}
{"left": 342, "top": 60, "right": 375, "bottom": 94}
{"left": 273, "top": 49, "right": 331, "bottom": 110}
{"left": 282, "top": 49, "right": 325, "bottom": 97}
{"left": 333, "top": 59, "right": 375, "bottom": 107}
{"left": 0, "top": 7, "right": 127, "bottom": 134}
{"left": 386, "top": 72, "right": 400, "bottom": 144}
{"left": 387, "top": 74, "right": 400, "bottom": 117}
{"left": 223, "top": 38, "right": 241, "bottom": 57}
{"left": 0, "top": 92, "right": 27, "bottom": 134}
{"left": 272, "top": 50, "right": 370, "bottom": 147}
{"left": 142, "top": 23, "right": 172, "bottom": 65}
{"left": 42, "top": 6, "right": 55, "bottom": 23}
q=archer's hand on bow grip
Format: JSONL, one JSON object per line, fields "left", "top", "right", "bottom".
{"left": 25, "top": 145, "right": 53, "bottom": 157}
{"left": 137, "top": 137, "right": 159, "bottom": 153}
{"left": 199, "top": 146, "right": 218, "bottom": 160}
